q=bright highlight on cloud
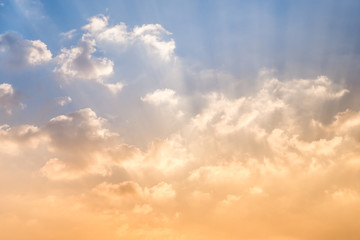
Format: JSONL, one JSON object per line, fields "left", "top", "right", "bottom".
{"left": 1, "top": 3, "right": 360, "bottom": 240}
{"left": 83, "top": 15, "right": 176, "bottom": 61}
{"left": 0, "top": 83, "right": 23, "bottom": 113}
{"left": 142, "top": 88, "right": 179, "bottom": 106}
{"left": 55, "top": 96, "right": 72, "bottom": 106}
{"left": 0, "top": 32, "right": 52, "bottom": 67}
{"left": 54, "top": 39, "right": 114, "bottom": 81}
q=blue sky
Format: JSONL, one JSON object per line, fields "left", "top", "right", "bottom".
{"left": 1, "top": 0, "right": 360, "bottom": 132}
{"left": 2, "top": 0, "right": 360, "bottom": 71}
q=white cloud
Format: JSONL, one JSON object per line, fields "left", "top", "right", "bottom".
{"left": 326, "top": 110, "right": 360, "bottom": 138}
{"left": 83, "top": 15, "right": 176, "bottom": 62}
{"left": 141, "top": 89, "right": 184, "bottom": 118}
{"left": 0, "top": 32, "right": 52, "bottom": 67}
{"left": 27, "top": 40, "right": 52, "bottom": 65}
{"left": 133, "top": 24, "right": 175, "bottom": 62}
{"left": 54, "top": 39, "right": 113, "bottom": 81}
{"left": 122, "top": 135, "right": 193, "bottom": 178}
{"left": 102, "top": 82, "right": 124, "bottom": 94}
{"left": 141, "top": 88, "right": 179, "bottom": 106}
{"left": 82, "top": 15, "right": 109, "bottom": 34}
{"left": 56, "top": 96, "right": 72, "bottom": 106}
{"left": 60, "top": 29, "right": 77, "bottom": 40}
{"left": 191, "top": 76, "right": 348, "bottom": 136}
{"left": 0, "top": 83, "right": 24, "bottom": 113}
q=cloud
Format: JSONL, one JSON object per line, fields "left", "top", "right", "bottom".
{"left": 330, "top": 188, "right": 360, "bottom": 204}
{"left": 1, "top": 72, "right": 360, "bottom": 239}
{"left": 2, "top": 9, "right": 360, "bottom": 238}
{"left": 82, "top": 15, "right": 176, "bottom": 62}
{"left": 82, "top": 15, "right": 111, "bottom": 34}
{"left": 122, "top": 134, "right": 193, "bottom": 179}
{"left": 53, "top": 39, "right": 113, "bottom": 81}
{"left": 325, "top": 110, "right": 360, "bottom": 139}
{"left": 40, "top": 157, "right": 79, "bottom": 181}
{"left": 0, "top": 83, "right": 24, "bottom": 114}
{"left": 191, "top": 76, "right": 348, "bottom": 136}
{"left": 132, "top": 24, "right": 176, "bottom": 62}
{"left": 101, "top": 82, "right": 124, "bottom": 94}
{"left": 60, "top": 29, "right": 77, "bottom": 40}
{"left": 148, "top": 182, "right": 176, "bottom": 202}
{"left": 141, "top": 88, "right": 179, "bottom": 107}
{"left": 0, "top": 16, "right": 359, "bottom": 237}
{"left": 188, "top": 161, "right": 252, "bottom": 187}
{"left": 0, "top": 32, "right": 52, "bottom": 67}
{"left": 52, "top": 14, "right": 176, "bottom": 95}
{"left": 93, "top": 181, "right": 175, "bottom": 203}
{"left": 40, "top": 108, "right": 118, "bottom": 180}
{"left": 141, "top": 89, "right": 184, "bottom": 118}
{"left": 0, "top": 123, "right": 40, "bottom": 155}
{"left": 92, "top": 181, "right": 143, "bottom": 199}
{"left": 55, "top": 96, "right": 72, "bottom": 106}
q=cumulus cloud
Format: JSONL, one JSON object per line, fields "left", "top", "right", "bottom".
{"left": 122, "top": 134, "right": 193, "bottom": 179}
{"left": 0, "top": 123, "right": 40, "bottom": 155}
{"left": 53, "top": 39, "right": 113, "bottom": 81}
{"left": 0, "top": 32, "right": 52, "bottom": 67}
{"left": 185, "top": 76, "right": 352, "bottom": 179}
{"left": 52, "top": 14, "right": 176, "bottom": 94}
{"left": 0, "top": 83, "right": 24, "bottom": 113}
{"left": 82, "top": 15, "right": 176, "bottom": 62}
{"left": 141, "top": 89, "right": 184, "bottom": 118}
{"left": 141, "top": 88, "right": 179, "bottom": 107}
{"left": 2, "top": 10, "right": 360, "bottom": 239}
{"left": 132, "top": 24, "right": 176, "bottom": 62}
{"left": 1, "top": 73, "right": 360, "bottom": 239}
{"left": 101, "top": 82, "right": 124, "bottom": 94}
{"left": 40, "top": 108, "right": 118, "bottom": 180}
{"left": 191, "top": 76, "right": 348, "bottom": 137}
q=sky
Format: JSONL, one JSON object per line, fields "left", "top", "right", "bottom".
{"left": 1, "top": 0, "right": 360, "bottom": 239}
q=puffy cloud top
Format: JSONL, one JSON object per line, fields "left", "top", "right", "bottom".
{"left": 53, "top": 39, "right": 114, "bottom": 81}
{"left": 0, "top": 83, "right": 23, "bottom": 113}
{"left": 83, "top": 15, "right": 176, "bottom": 62}
{"left": 0, "top": 32, "right": 52, "bottom": 67}
{"left": 141, "top": 88, "right": 179, "bottom": 106}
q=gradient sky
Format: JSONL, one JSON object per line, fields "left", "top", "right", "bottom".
{"left": 1, "top": 1, "right": 360, "bottom": 239}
